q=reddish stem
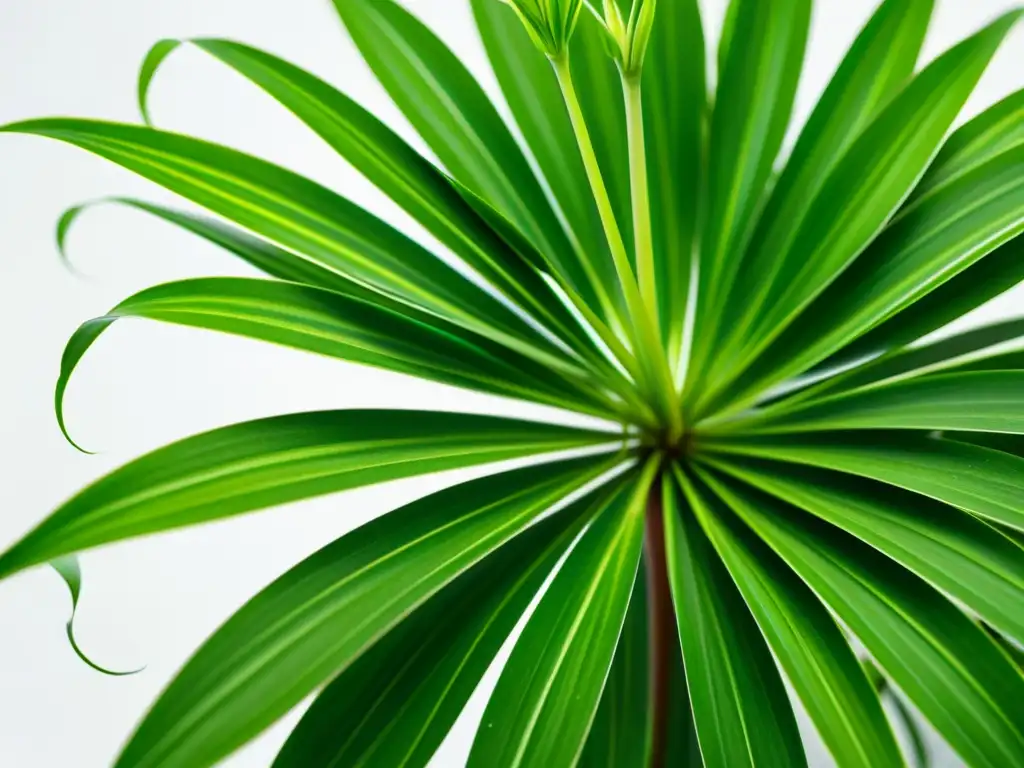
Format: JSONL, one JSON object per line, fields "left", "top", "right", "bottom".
{"left": 644, "top": 479, "right": 673, "bottom": 768}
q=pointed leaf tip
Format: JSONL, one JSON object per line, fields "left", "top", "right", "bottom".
{"left": 138, "top": 39, "right": 184, "bottom": 125}
{"left": 51, "top": 556, "right": 145, "bottom": 677}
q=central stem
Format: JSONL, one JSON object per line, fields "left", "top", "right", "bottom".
{"left": 644, "top": 476, "right": 673, "bottom": 768}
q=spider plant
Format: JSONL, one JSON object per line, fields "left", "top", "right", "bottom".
{"left": 3, "top": 0, "right": 1024, "bottom": 765}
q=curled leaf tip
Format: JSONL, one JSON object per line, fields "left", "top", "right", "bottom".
{"left": 55, "top": 201, "right": 107, "bottom": 279}
{"left": 138, "top": 38, "right": 184, "bottom": 126}
{"left": 51, "top": 556, "right": 145, "bottom": 677}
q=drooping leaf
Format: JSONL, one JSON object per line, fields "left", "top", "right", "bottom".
{"left": 665, "top": 469, "right": 807, "bottom": 768}
{"left": 709, "top": 0, "right": 933, "bottom": 392}
{"left": 703, "top": 431, "right": 1024, "bottom": 532}
{"left": 52, "top": 277, "right": 624, "bottom": 447}
{"left": 272, "top": 480, "right": 605, "bottom": 768}
{"left": 688, "top": 0, "right": 811, "bottom": 393}
{"left": 704, "top": 10, "right": 1022, "bottom": 412}
{"left": 0, "top": 413, "right": 618, "bottom": 579}
{"left": 114, "top": 455, "right": 620, "bottom": 768}
{"left": 331, "top": 0, "right": 591, "bottom": 307}
{"left": 707, "top": 457, "right": 1024, "bottom": 643}
{"left": 738, "top": 371, "right": 1024, "bottom": 435}
{"left": 136, "top": 39, "right": 612, "bottom": 373}
{"left": 687, "top": 468, "right": 903, "bottom": 768}
{"left": 467, "top": 459, "right": 654, "bottom": 767}
{"left": 1, "top": 119, "right": 566, "bottom": 358}
{"left": 50, "top": 556, "right": 144, "bottom": 677}
{"left": 709, "top": 474, "right": 1024, "bottom": 768}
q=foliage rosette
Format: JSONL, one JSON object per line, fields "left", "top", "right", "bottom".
{"left": 3, "top": 0, "right": 1024, "bottom": 767}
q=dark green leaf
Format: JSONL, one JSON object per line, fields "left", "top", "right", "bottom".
{"left": 707, "top": 457, "right": 1024, "bottom": 643}
{"left": 666, "top": 469, "right": 806, "bottom": 768}
{"left": 467, "top": 460, "right": 653, "bottom": 767}
{"left": 703, "top": 431, "right": 1024, "bottom": 532}
{"left": 708, "top": 473, "right": 1024, "bottom": 768}
{"left": 272, "top": 483, "right": 601, "bottom": 768}
{"left": 0, "top": 412, "right": 618, "bottom": 579}
{"left": 689, "top": 468, "right": 903, "bottom": 768}
{"left": 740, "top": 371, "right": 1024, "bottom": 435}
{"left": 114, "top": 456, "right": 619, "bottom": 768}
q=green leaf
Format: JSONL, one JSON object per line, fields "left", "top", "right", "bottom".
{"left": 578, "top": 560, "right": 652, "bottom": 768}
{"left": 136, "top": 39, "right": 612, "bottom": 374}
{"left": 1, "top": 118, "right": 563, "bottom": 360}
{"left": 709, "top": 0, "right": 933, "bottom": 394}
{"left": 113, "top": 455, "right": 619, "bottom": 768}
{"left": 688, "top": 0, "right": 811, "bottom": 391}
{"left": 720, "top": 136, "right": 1024, "bottom": 413}
{"left": 708, "top": 474, "right": 1024, "bottom": 768}
{"left": 0, "top": 412, "right": 617, "bottom": 580}
{"left": 739, "top": 371, "right": 1024, "bottom": 435}
{"left": 272, "top": 481, "right": 599, "bottom": 768}
{"left": 50, "top": 556, "right": 144, "bottom": 677}
{"left": 910, "top": 87, "right": 1024, "bottom": 207}
{"left": 54, "top": 277, "right": 621, "bottom": 448}
{"left": 687, "top": 468, "right": 903, "bottom": 768}
{"left": 642, "top": 0, "right": 705, "bottom": 353}
{"left": 331, "top": 0, "right": 590, "bottom": 307}
{"left": 770, "top": 316, "right": 1024, "bottom": 408}
{"left": 56, "top": 197, "right": 367, "bottom": 294}
{"left": 467, "top": 459, "right": 653, "bottom": 768}
{"left": 666, "top": 469, "right": 807, "bottom": 768}
{"left": 470, "top": 0, "right": 618, "bottom": 316}
{"left": 706, "top": 457, "right": 1024, "bottom": 644}
{"left": 704, "top": 10, "right": 1022, "bottom": 412}
{"left": 703, "top": 431, "right": 1024, "bottom": 532}
{"left": 817, "top": 232, "right": 1024, "bottom": 372}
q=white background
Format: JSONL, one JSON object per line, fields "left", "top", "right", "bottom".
{"left": 0, "top": 1, "right": 1021, "bottom": 765}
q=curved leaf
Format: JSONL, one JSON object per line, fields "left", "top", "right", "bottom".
{"left": 0, "top": 411, "right": 617, "bottom": 580}
{"left": 330, "top": 0, "right": 592, "bottom": 309}
{"left": 740, "top": 371, "right": 1024, "bottom": 435}
{"left": 666, "top": 469, "right": 806, "bottom": 768}
{"left": 114, "top": 455, "right": 620, "bottom": 768}
{"left": 137, "top": 39, "right": 614, "bottom": 376}
{"left": 688, "top": 0, "right": 811, "bottom": 391}
{"left": 686, "top": 468, "right": 903, "bottom": 768}
{"left": 711, "top": 0, "right": 933, "bottom": 388}
{"left": 53, "top": 277, "right": 622, "bottom": 446}
{"left": 703, "top": 431, "right": 1024, "bottom": 532}
{"left": 467, "top": 459, "right": 654, "bottom": 768}
{"left": 708, "top": 457, "right": 1024, "bottom": 643}
{"left": 709, "top": 474, "right": 1024, "bottom": 768}
{"left": 272, "top": 482, "right": 600, "bottom": 768}
{"left": 705, "top": 10, "right": 1022, "bottom": 411}
{"left": 1, "top": 118, "right": 563, "bottom": 360}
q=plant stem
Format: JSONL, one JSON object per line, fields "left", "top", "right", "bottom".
{"left": 644, "top": 475, "right": 673, "bottom": 768}
{"left": 623, "top": 75, "right": 658, "bottom": 330}
{"left": 551, "top": 54, "right": 681, "bottom": 441}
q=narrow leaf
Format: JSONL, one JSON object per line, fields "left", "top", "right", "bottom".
{"left": 707, "top": 457, "right": 1024, "bottom": 643}
{"left": 272, "top": 484, "right": 599, "bottom": 768}
{"left": 704, "top": 431, "right": 1024, "bottom": 533}
{"left": 0, "top": 412, "right": 617, "bottom": 579}
{"left": 666, "top": 469, "right": 806, "bottom": 768}
{"left": 467, "top": 460, "right": 653, "bottom": 767}
{"left": 709, "top": 474, "right": 1024, "bottom": 768}
{"left": 688, "top": 468, "right": 904, "bottom": 768}
{"left": 114, "top": 456, "right": 619, "bottom": 768}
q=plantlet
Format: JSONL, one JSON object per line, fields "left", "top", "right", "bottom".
{"left": 3, "top": 0, "right": 1024, "bottom": 766}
